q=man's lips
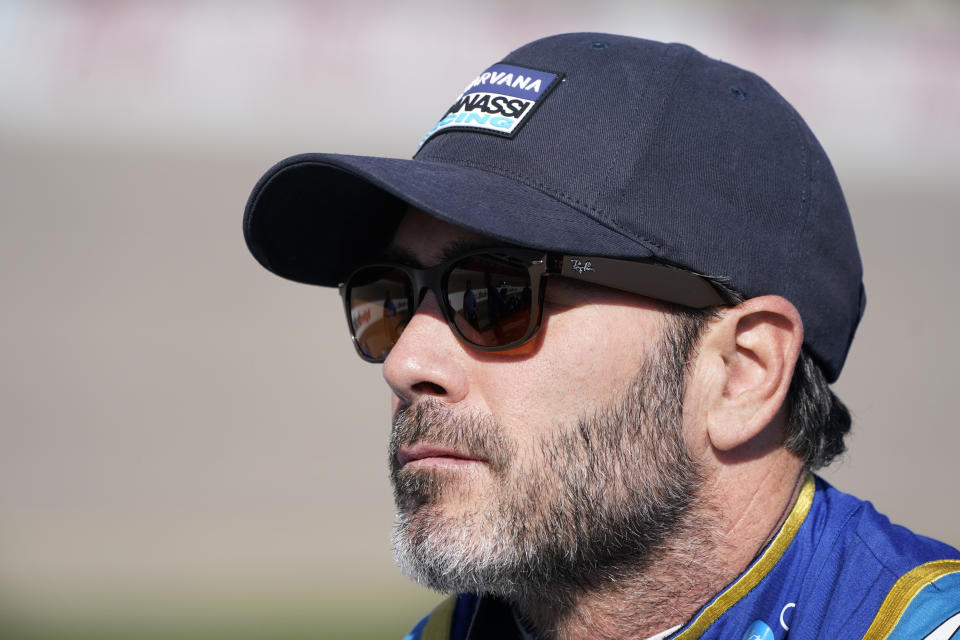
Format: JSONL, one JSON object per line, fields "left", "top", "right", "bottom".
{"left": 397, "top": 443, "right": 484, "bottom": 468}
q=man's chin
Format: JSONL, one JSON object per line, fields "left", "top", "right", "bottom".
{"left": 391, "top": 504, "right": 519, "bottom": 597}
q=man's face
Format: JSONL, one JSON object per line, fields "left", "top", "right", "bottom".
{"left": 384, "top": 210, "right": 706, "bottom": 599}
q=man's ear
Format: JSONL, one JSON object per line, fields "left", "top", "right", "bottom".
{"left": 694, "top": 296, "right": 803, "bottom": 452}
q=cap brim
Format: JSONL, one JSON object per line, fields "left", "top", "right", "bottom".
{"left": 243, "top": 153, "right": 652, "bottom": 286}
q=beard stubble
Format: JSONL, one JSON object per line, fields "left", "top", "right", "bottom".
{"left": 389, "top": 316, "right": 707, "bottom": 603}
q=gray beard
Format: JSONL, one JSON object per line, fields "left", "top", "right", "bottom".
{"left": 389, "top": 319, "right": 704, "bottom": 603}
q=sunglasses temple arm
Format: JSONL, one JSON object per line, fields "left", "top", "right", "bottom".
{"left": 557, "top": 255, "right": 729, "bottom": 309}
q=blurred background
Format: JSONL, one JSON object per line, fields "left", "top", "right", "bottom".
{"left": 1, "top": 0, "right": 958, "bottom": 638}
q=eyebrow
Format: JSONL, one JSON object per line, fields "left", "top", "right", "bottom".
{"left": 380, "top": 238, "right": 508, "bottom": 267}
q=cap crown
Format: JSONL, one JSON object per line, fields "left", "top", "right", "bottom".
{"left": 414, "top": 33, "right": 865, "bottom": 380}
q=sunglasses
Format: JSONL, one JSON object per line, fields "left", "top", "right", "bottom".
{"left": 339, "top": 248, "right": 730, "bottom": 363}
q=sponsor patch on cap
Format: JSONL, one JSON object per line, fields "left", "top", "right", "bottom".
{"left": 419, "top": 63, "right": 562, "bottom": 147}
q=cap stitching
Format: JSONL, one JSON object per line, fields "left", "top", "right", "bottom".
{"left": 783, "top": 102, "right": 810, "bottom": 282}
{"left": 752, "top": 79, "right": 810, "bottom": 289}
{"left": 415, "top": 152, "right": 664, "bottom": 253}
{"left": 607, "top": 43, "right": 692, "bottom": 180}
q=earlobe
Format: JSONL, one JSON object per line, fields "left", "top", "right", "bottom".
{"left": 701, "top": 296, "right": 804, "bottom": 453}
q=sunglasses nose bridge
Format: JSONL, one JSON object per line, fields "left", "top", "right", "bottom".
{"left": 415, "top": 285, "right": 432, "bottom": 308}
{"left": 408, "top": 267, "right": 445, "bottom": 312}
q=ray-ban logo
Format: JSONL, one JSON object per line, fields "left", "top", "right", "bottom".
{"left": 570, "top": 259, "right": 595, "bottom": 274}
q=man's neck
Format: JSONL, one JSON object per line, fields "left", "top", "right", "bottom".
{"left": 512, "top": 503, "right": 725, "bottom": 640}
{"left": 512, "top": 467, "right": 808, "bottom": 640}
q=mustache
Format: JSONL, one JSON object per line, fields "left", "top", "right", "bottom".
{"left": 389, "top": 401, "right": 511, "bottom": 474}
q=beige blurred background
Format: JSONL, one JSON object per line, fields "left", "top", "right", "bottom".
{"left": 1, "top": 0, "right": 958, "bottom": 637}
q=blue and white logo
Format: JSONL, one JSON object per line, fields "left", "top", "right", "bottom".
{"left": 922, "top": 610, "right": 960, "bottom": 638}
{"left": 420, "top": 63, "right": 561, "bottom": 146}
{"left": 741, "top": 619, "right": 774, "bottom": 640}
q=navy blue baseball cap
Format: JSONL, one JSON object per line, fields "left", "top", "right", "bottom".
{"left": 243, "top": 33, "right": 865, "bottom": 382}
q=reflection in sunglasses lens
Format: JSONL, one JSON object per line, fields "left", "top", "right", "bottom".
{"left": 349, "top": 268, "right": 411, "bottom": 360}
{"left": 447, "top": 256, "right": 532, "bottom": 348}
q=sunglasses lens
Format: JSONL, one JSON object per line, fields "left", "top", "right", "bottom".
{"left": 446, "top": 255, "right": 533, "bottom": 348}
{"left": 347, "top": 267, "right": 412, "bottom": 360}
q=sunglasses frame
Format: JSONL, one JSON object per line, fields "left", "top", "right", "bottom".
{"left": 339, "top": 247, "right": 731, "bottom": 363}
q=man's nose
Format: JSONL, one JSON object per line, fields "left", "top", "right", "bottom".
{"left": 382, "top": 290, "right": 469, "bottom": 407}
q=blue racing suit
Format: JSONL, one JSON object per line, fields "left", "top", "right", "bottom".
{"left": 404, "top": 475, "right": 960, "bottom": 639}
